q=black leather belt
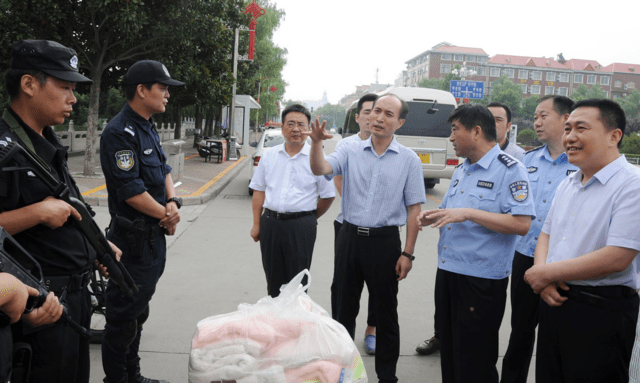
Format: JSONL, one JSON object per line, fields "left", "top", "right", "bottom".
{"left": 112, "top": 216, "right": 165, "bottom": 238}
{"left": 343, "top": 221, "right": 398, "bottom": 237}
{"left": 263, "top": 208, "right": 316, "bottom": 220}
{"left": 559, "top": 284, "right": 638, "bottom": 311}
{"left": 44, "top": 271, "right": 91, "bottom": 293}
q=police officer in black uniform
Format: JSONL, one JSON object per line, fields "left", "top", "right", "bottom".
{"left": 100, "top": 60, "right": 183, "bottom": 383}
{"left": 0, "top": 40, "right": 119, "bottom": 383}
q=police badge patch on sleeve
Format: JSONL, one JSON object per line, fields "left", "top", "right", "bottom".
{"left": 509, "top": 181, "right": 529, "bottom": 202}
{"left": 115, "top": 150, "right": 134, "bottom": 171}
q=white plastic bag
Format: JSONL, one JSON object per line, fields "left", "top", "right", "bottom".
{"left": 189, "top": 270, "right": 367, "bottom": 383}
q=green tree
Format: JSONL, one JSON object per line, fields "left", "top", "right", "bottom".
{"left": 315, "top": 104, "right": 346, "bottom": 129}
{"left": 516, "top": 95, "right": 539, "bottom": 120}
{"left": 586, "top": 83, "right": 607, "bottom": 99}
{"left": 620, "top": 133, "right": 640, "bottom": 155}
{"left": 0, "top": 0, "right": 247, "bottom": 175}
{"left": 619, "top": 89, "right": 640, "bottom": 119}
{"left": 517, "top": 129, "right": 538, "bottom": 146}
{"left": 571, "top": 84, "right": 589, "bottom": 101}
{"left": 490, "top": 76, "right": 522, "bottom": 117}
{"left": 418, "top": 78, "right": 447, "bottom": 91}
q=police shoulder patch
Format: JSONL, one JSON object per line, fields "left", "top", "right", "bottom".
{"left": 509, "top": 180, "right": 529, "bottom": 202}
{"left": 115, "top": 150, "right": 135, "bottom": 171}
{"left": 498, "top": 153, "right": 517, "bottom": 168}
{"left": 527, "top": 166, "right": 538, "bottom": 173}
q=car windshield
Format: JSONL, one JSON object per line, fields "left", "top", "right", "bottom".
{"left": 264, "top": 134, "right": 285, "bottom": 148}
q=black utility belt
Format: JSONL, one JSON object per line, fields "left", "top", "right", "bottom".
{"left": 112, "top": 216, "right": 165, "bottom": 238}
{"left": 343, "top": 221, "right": 399, "bottom": 237}
{"left": 559, "top": 283, "right": 638, "bottom": 311}
{"left": 44, "top": 270, "right": 91, "bottom": 293}
{"left": 263, "top": 208, "right": 316, "bottom": 220}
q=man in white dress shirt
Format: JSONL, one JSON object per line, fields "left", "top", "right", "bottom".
{"left": 249, "top": 104, "right": 335, "bottom": 297}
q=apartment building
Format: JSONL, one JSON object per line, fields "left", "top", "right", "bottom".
{"left": 603, "top": 63, "right": 640, "bottom": 99}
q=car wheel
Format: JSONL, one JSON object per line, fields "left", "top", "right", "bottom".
{"left": 425, "top": 182, "right": 437, "bottom": 189}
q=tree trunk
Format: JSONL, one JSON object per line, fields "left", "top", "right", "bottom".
{"left": 83, "top": 72, "right": 101, "bottom": 176}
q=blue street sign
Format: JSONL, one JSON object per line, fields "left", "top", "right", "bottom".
{"left": 450, "top": 80, "right": 485, "bottom": 99}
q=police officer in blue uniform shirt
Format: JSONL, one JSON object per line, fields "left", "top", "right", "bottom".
{"left": 500, "top": 95, "right": 577, "bottom": 383}
{"left": 525, "top": 99, "right": 640, "bottom": 383}
{"left": 100, "top": 60, "right": 184, "bottom": 383}
{"left": 418, "top": 104, "right": 535, "bottom": 383}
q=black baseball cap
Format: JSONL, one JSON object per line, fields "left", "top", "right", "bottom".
{"left": 11, "top": 40, "right": 92, "bottom": 84}
{"left": 125, "top": 60, "right": 185, "bottom": 87}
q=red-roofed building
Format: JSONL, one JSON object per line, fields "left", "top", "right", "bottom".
{"left": 402, "top": 42, "right": 489, "bottom": 87}
{"left": 603, "top": 63, "right": 640, "bottom": 100}
{"left": 488, "top": 54, "right": 576, "bottom": 98}
{"left": 560, "top": 59, "right": 612, "bottom": 96}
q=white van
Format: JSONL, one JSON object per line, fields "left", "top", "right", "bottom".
{"left": 342, "top": 87, "right": 460, "bottom": 188}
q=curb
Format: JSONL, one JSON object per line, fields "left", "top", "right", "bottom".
{"left": 83, "top": 157, "right": 249, "bottom": 207}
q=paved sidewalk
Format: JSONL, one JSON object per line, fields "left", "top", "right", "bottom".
{"left": 68, "top": 142, "right": 249, "bottom": 207}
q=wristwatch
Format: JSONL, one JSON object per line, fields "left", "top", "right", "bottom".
{"left": 401, "top": 251, "right": 415, "bottom": 261}
{"left": 167, "top": 197, "right": 183, "bottom": 209}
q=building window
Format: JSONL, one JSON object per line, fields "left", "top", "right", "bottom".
{"left": 574, "top": 74, "right": 583, "bottom": 83}
{"left": 521, "top": 84, "right": 528, "bottom": 93}
{"left": 505, "top": 69, "right": 515, "bottom": 78}
{"left": 559, "top": 73, "right": 569, "bottom": 82}
{"left": 629, "top": 82, "right": 636, "bottom": 89}
{"left": 476, "top": 67, "right": 487, "bottom": 76}
{"left": 546, "top": 72, "right": 556, "bottom": 82}
{"left": 600, "top": 76, "right": 610, "bottom": 86}
{"left": 545, "top": 86, "right": 555, "bottom": 95}
{"left": 558, "top": 87, "right": 568, "bottom": 96}
{"left": 466, "top": 55, "right": 476, "bottom": 62}
{"left": 440, "top": 64, "right": 451, "bottom": 74}
{"left": 441, "top": 53, "right": 452, "bottom": 61}
{"left": 531, "top": 71, "right": 542, "bottom": 80}
{"left": 518, "top": 70, "right": 528, "bottom": 79}
{"left": 454, "top": 54, "right": 464, "bottom": 61}
{"left": 478, "top": 56, "right": 488, "bottom": 64}
{"left": 615, "top": 80, "right": 622, "bottom": 88}
{"left": 531, "top": 85, "right": 541, "bottom": 94}
{"left": 587, "top": 75, "right": 596, "bottom": 84}
{"left": 490, "top": 67, "right": 501, "bottom": 77}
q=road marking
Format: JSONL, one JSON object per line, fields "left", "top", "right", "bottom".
{"left": 189, "top": 156, "right": 247, "bottom": 197}
{"left": 426, "top": 194, "right": 442, "bottom": 204}
{"left": 185, "top": 154, "right": 199, "bottom": 160}
{"left": 82, "top": 184, "right": 106, "bottom": 196}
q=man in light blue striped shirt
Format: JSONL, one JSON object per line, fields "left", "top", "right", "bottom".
{"left": 307, "top": 94, "right": 426, "bottom": 383}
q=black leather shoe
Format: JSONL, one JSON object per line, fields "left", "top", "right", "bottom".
{"left": 416, "top": 336, "right": 441, "bottom": 355}
{"left": 127, "top": 363, "right": 169, "bottom": 383}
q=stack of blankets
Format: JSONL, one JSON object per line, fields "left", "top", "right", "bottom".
{"left": 189, "top": 293, "right": 367, "bottom": 383}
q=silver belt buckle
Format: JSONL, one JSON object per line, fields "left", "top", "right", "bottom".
{"left": 276, "top": 212, "right": 283, "bottom": 219}
{"left": 357, "top": 226, "right": 370, "bottom": 236}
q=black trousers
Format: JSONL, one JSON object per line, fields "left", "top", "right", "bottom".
{"left": 501, "top": 252, "right": 538, "bottom": 383}
{"left": 536, "top": 285, "right": 639, "bottom": 383}
{"left": 435, "top": 268, "right": 508, "bottom": 383}
{"left": 259, "top": 212, "right": 317, "bottom": 298}
{"left": 332, "top": 220, "right": 376, "bottom": 328}
{"left": 332, "top": 222, "right": 401, "bottom": 383}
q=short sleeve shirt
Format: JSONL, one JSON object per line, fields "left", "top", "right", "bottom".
{"left": 249, "top": 142, "right": 335, "bottom": 212}
{"left": 100, "top": 103, "right": 172, "bottom": 224}
{"left": 437, "top": 144, "right": 536, "bottom": 279}
{"left": 542, "top": 155, "right": 640, "bottom": 289}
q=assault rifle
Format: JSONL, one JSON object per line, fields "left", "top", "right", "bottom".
{"left": 0, "top": 141, "right": 139, "bottom": 297}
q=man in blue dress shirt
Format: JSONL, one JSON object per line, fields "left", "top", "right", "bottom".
{"left": 525, "top": 99, "right": 640, "bottom": 383}
{"left": 500, "top": 95, "right": 577, "bottom": 383}
{"left": 418, "top": 103, "right": 535, "bottom": 383}
{"left": 307, "top": 94, "right": 426, "bottom": 383}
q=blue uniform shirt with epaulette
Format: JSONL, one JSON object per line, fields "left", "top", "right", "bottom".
{"left": 514, "top": 145, "right": 577, "bottom": 258}
{"left": 437, "top": 144, "right": 536, "bottom": 279}
{"left": 100, "top": 103, "right": 172, "bottom": 225}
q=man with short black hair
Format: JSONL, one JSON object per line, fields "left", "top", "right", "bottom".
{"left": 500, "top": 95, "right": 576, "bottom": 383}
{"left": 307, "top": 93, "right": 426, "bottom": 383}
{"left": 249, "top": 104, "right": 335, "bottom": 298}
{"left": 525, "top": 99, "right": 640, "bottom": 383}
{"left": 0, "top": 39, "right": 111, "bottom": 383}
{"left": 418, "top": 103, "right": 535, "bottom": 383}
{"left": 100, "top": 59, "right": 184, "bottom": 383}
{"left": 332, "top": 93, "right": 379, "bottom": 355}
{"left": 487, "top": 102, "right": 525, "bottom": 160}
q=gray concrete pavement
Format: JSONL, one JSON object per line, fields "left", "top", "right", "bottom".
{"left": 88, "top": 162, "right": 536, "bottom": 382}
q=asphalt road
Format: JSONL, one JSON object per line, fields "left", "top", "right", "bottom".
{"left": 88, "top": 156, "right": 536, "bottom": 382}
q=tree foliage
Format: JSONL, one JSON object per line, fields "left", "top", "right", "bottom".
{"left": 490, "top": 76, "right": 522, "bottom": 117}
{"left": 517, "top": 128, "right": 538, "bottom": 147}
{"left": 571, "top": 84, "right": 589, "bottom": 101}
{"left": 515, "top": 95, "right": 539, "bottom": 120}
{"left": 621, "top": 133, "right": 640, "bottom": 155}
{"left": 618, "top": 89, "right": 640, "bottom": 119}
{"left": 418, "top": 78, "right": 447, "bottom": 91}
{"left": 314, "top": 104, "right": 346, "bottom": 129}
{"left": 586, "top": 84, "right": 607, "bottom": 99}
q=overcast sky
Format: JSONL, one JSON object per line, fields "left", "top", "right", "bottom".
{"left": 269, "top": 0, "right": 639, "bottom": 105}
